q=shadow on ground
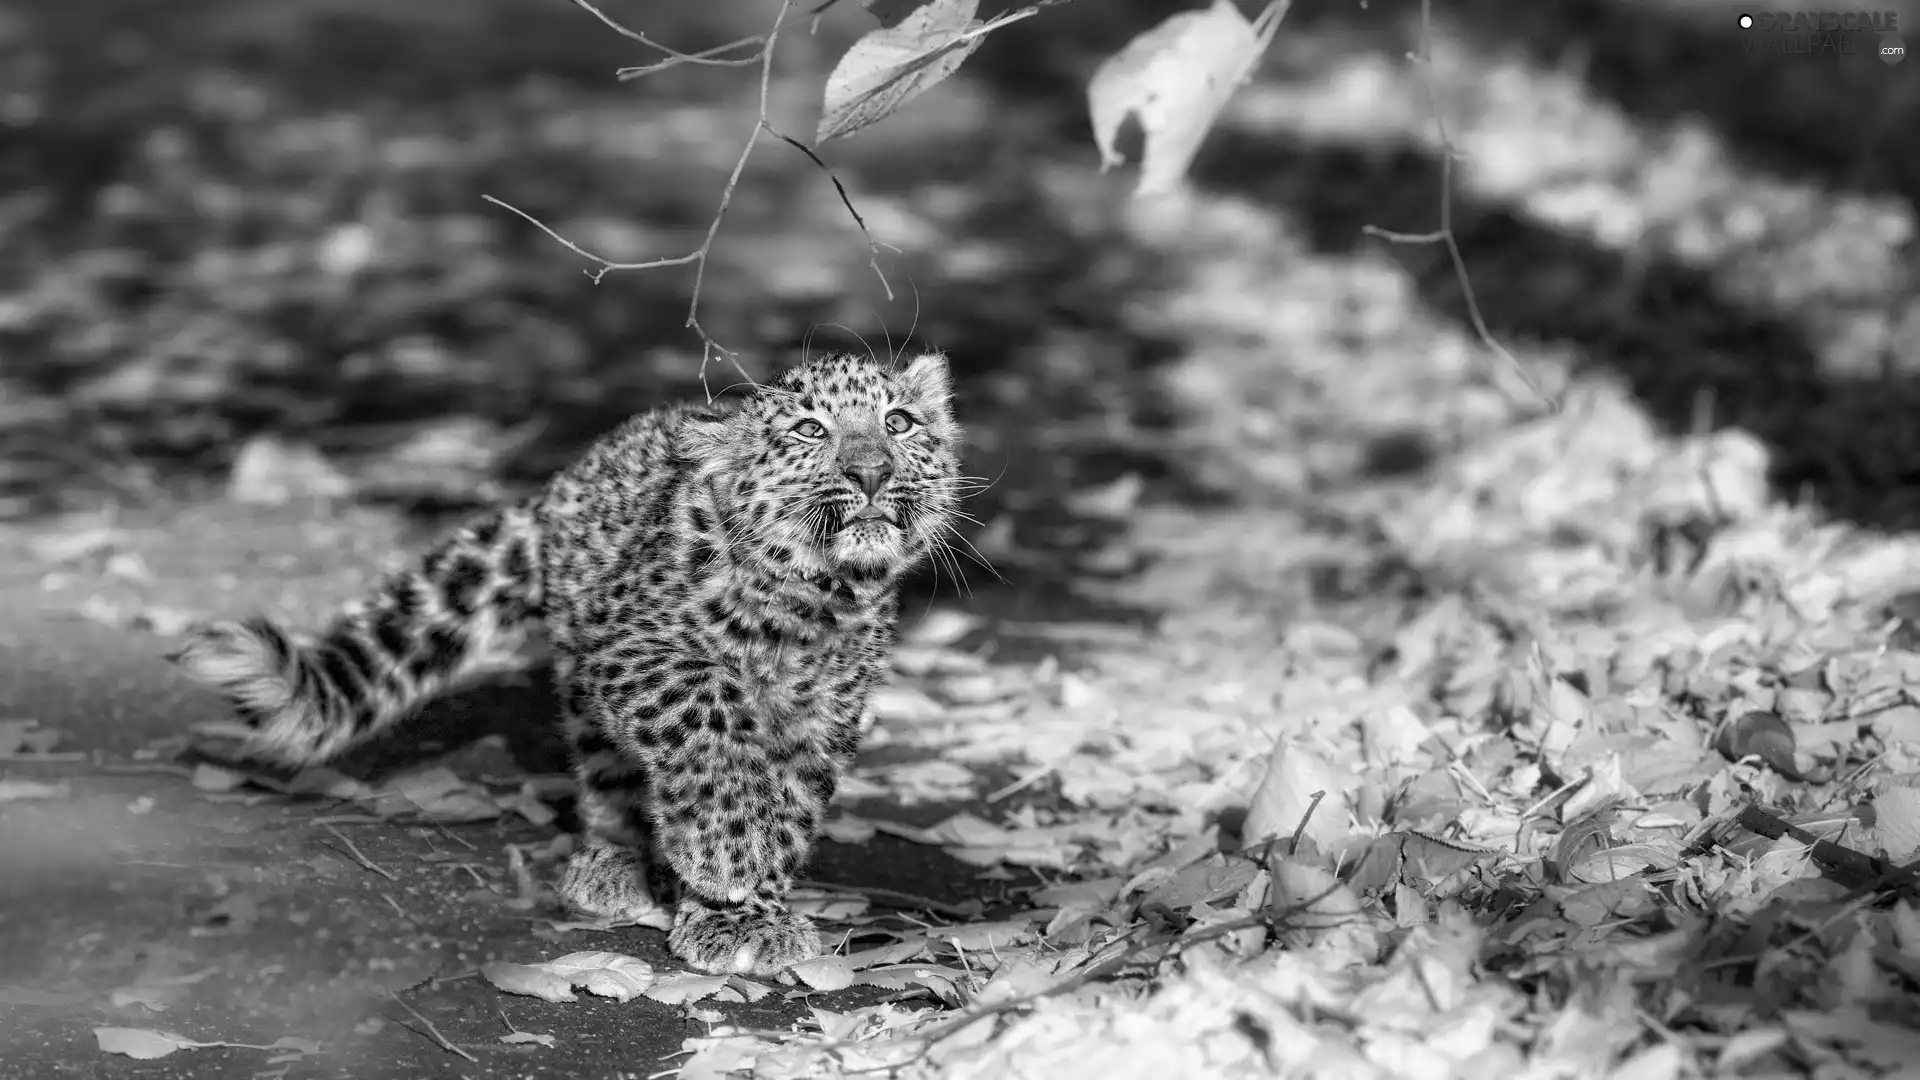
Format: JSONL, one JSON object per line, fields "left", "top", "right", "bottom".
{"left": 0, "top": 660, "right": 1046, "bottom": 1078}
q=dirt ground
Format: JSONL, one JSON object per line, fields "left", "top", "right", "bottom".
{"left": 0, "top": 501, "right": 1041, "bottom": 1079}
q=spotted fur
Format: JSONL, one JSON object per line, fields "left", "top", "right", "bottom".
{"left": 170, "top": 352, "right": 963, "bottom": 976}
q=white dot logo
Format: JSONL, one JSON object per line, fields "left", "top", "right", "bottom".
{"left": 1738, "top": 13, "right": 1754, "bottom": 28}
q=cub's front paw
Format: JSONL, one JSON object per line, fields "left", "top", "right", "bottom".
{"left": 559, "top": 839, "right": 672, "bottom": 922}
{"left": 668, "top": 899, "right": 820, "bottom": 977}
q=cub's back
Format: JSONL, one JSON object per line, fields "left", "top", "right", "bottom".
{"left": 534, "top": 402, "right": 716, "bottom": 617}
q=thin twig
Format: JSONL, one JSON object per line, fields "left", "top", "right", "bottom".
{"left": 449, "top": 862, "right": 493, "bottom": 889}
{"left": 1359, "top": 0, "right": 1554, "bottom": 411}
{"left": 767, "top": 128, "right": 898, "bottom": 302}
{"left": 432, "top": 820, "right": 479, "bottom": 852}
{"left": 381, "top": 892, "right": 418, "bottom": 924}
{"left": 1288, "top": 790, "right": 1327, "bottom": 856}
{"left": 480, "top": 196, "right": 700, "bottom": 283}
{"left": 569, "top": 0, "right": 764, "bottom": 72}
{"left": 384, "top": 987, "right": 479, "bottom": 1064}
{"left": 493, "top": 0, "right": 927, "bottom": 396}
{"left": 484, "top": 0, "right": 805, "bottom": 395}
{"left": 683, "top": 0, "right": 793, "bottom": 394}
{"left": 321, "top": 823, "right": 397, "bottom": 881}
{"left": 610, "top": 1, "right": 824, "bottom": 80}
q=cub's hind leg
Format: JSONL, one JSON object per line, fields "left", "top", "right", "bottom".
{"left": 552, "top": 659, "right": 676, "bottom": 922}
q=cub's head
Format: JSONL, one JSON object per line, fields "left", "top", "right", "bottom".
{"left": 676, "top": 351, "right": 963, "bottom": 578}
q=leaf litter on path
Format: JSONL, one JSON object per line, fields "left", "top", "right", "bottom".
{"left": 105, "top": 384, "right": 1920, "bottom": 1078}
{"left": 626, "top": 388, "right": 1920, "bottom": 1078}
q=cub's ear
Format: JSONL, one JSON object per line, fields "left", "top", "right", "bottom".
{"left": 673, "top": 407, "right": 735, "bottom": 464}
{"left": 896, "top": 351, "right": 951, "bottom": 403}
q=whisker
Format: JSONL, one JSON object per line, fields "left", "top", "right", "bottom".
{"left": 819, "top": 323, "right": 877, "bottom": 367}
{"left": 932, "top": 535, "right": 973, "bottom": 600}
{"left": 898, "top": 282, "right": 922, "bottom": 368}
{"left": 938, "top": 522, "right": 1004, "bottom": 584}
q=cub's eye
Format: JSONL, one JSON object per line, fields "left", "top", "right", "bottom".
{"left": 792, "top": 419, "right": 827, "bottom": 439}
{"left": 885, "top": 410, "right": 916, "bottom": 435}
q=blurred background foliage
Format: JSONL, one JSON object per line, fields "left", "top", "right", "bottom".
{"left": 2, "top": 0, "right": 1919, "bottom": 532}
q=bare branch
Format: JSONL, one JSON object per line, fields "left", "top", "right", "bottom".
{"left": 491, "top": 0, "right": 1090, "bottom": 393}
{"left": 678, "top": 0, "right": 796, "bottom": 394}
{"left": 610, "top": 0, "right": 823, "bottom": 80}
{"left": 569, "top": 0, "right": 764, "bottom": 71}
{"left": 767, "top": 127, "right": 898, "bottom": 302}
{"left": 479, "top": 195, "right": 701, "bottom": 283}
{"left": 384, "top": 987, "right": 478, "bottom": 1064}
{"left": 1363, "top": 0, "right": 1556, "bottom": 411}
{"left": 485, "top": 0, "right": 813, "bottom": 392}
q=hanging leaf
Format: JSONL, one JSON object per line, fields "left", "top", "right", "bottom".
{"left": 818, "top": 0, "right": 985, "bottom": 142}
{"left": 858, "top": 0, "right": 933, "bottom": 28}
{"left": 1087, "top": 0, "right": 1290, "bottom": 196}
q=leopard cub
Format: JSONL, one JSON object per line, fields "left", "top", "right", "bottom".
{"left": 170, "top": 352, "right": 964, "bottom": 975}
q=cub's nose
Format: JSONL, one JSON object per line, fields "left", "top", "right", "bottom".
{"left": 843, "top": 460, "right": 893, "bottom": 498}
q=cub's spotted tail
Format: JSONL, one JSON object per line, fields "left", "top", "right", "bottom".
{"left": 168, "top": 505, "right": 544, "bottom": 767}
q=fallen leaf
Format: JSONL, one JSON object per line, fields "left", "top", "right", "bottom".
{"left": 0, "top": 719, "right": 67, "bottom": 755}
{"left": 28, "top": 525, "right": 123, "bottom": 564}
{"left": 851, "top": 964, "right": 965, "bottom": 1003}
{"left": 1138, "top": 853, "right": 1260, "bottom": 912}
{"left": 1241, "top": 740, "right": 1349, "bottom": 852}
{"left": 482, "top": 951, "right": 656, "bottom": 1003}
{"left": 867, "top": 685, "right": 945, "bottom": 724}
{"left": 283, "top": 767, "right": 370, "bottom": 800}
{"left": 227, "top": 436, "right": 352, "bottom": 505}
{"left": 1032, "top": 878, "right": 1124, "bottom": 911}
{"left": 928, "top": 918, "right": 1034, "bottom": 951}
{"left": 822, "top": 814, "right": 877, "bottom": 844}
{"left": 841, "top": 939, "right": 930, "bottom": 970}
{"left": 788, "top": 890, "right": 870, "bottom": 921}
{"left": 975, "top": 956, "right": 1064, "bottom": 1004}
{"left": 496, "top": 791, "right": 557, "bottom": 827}
{"left": 0, "top": 778, "right": 70, "bottom": 802}
{"left": 190, "top": 763, "right": 249, "bottom": 793}
{"left": 906, "top": 609, "right": 981, "bottom": 647}
{"left": 1064, "top": 473, "right": 1144, "bottom": 519}
{"left": 874, "top": 811, "right": 1009, "bottom": 847}
{"left": 1269, "top": 857, "right": 1364, "bottom": 929}
{"left": 1878, "top": 786, "right": 1920, "bottom": 862}
{"left": 362, "top": 766, "right": 500, "bottom": 823}
{"left": 1873, "top": 704, "right": 1920, "bottom": 746}
{"left": 789, "top": 955, "right": 857, "bottom": 992}
{"left": 644, "top": 973, "right": 737, "bottom": 1005}
{"left": 93, "top": 1027, "right": 205, "bottom": 1060}
{"left": 1717, "top": 711, "right": 1802, "bottom": 779}
{"left": 539, "top": 910, "right": 674, "bottom": 935}
{"left": 500, "top": 1031, "right": 556, "bottom": 1047}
